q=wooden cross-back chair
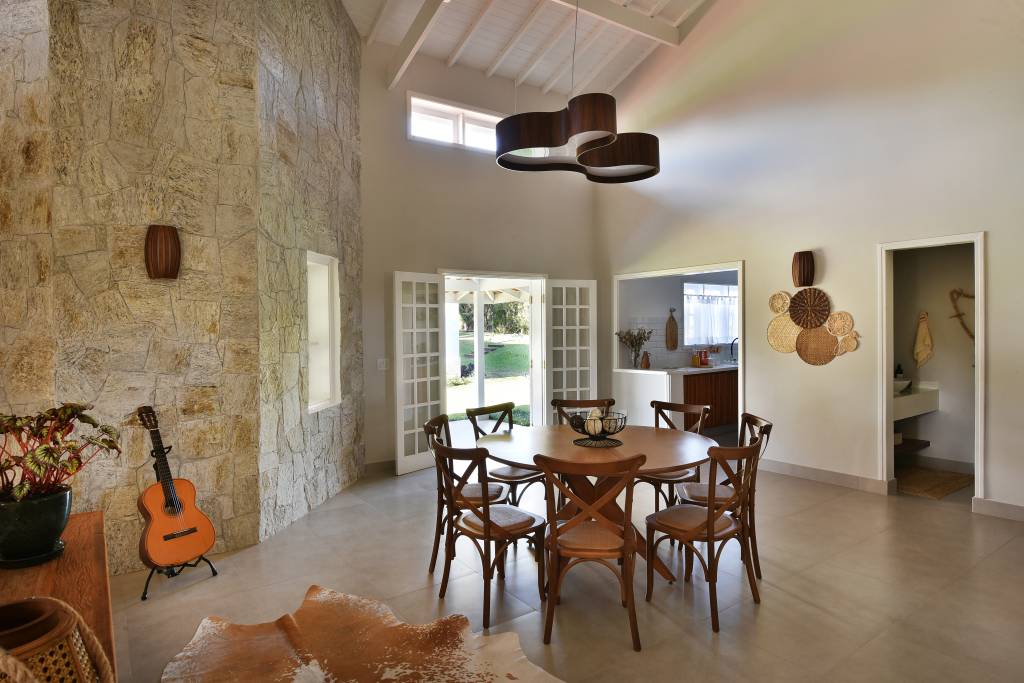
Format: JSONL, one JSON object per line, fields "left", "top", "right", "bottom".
{"left": 677, "top": 412, "right": 773, "bottom": 578}
{"left": 432, "top": 437, "right": 546, "bottom": 629}
{"left": 466, "top": 403, "right": 544, "bottom": 507}
{"left": 645, "top": 438, "right": 763, "bottom": 632}
{"left": 424, "top": 414, "right": 509, "bottom": 574}
{"left": 534, "top": 453, "right": 646, "bottom": 652}
{"left": 638, "top": 402, "right": 711, "bottom": 546}
{"left": 550, "top": 398, "right": 615, "bottom": 425}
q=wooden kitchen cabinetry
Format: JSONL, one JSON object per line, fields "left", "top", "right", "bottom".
{"left": 683, "top": 370, "right": 738, "bottom": 428}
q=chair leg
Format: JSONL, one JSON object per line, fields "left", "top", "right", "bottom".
{"left": 645, "top": 523, "right": 655, "bottom": 602}
{"left": 509, "top": 482, "right": 519, "bottom": 506}
{"left": 535, "top": 529, "right": 546, "bottom": 602}
{"left": 497, "top": 542, "right": 507, "bottom": 580}
{"left": 625, "top": 554, "right": 641, "bottom": 652}
{"left": 483, "top": 544, "right": 492, "bottom": 629}
{"left": 543, "top": 552, "right": 561, "bottom": 644}
{"left": 741, "top": 532, "right": 761, "bottom": 604}
{"left": 708, "top": 541, "right": 720, "bottom": 633}
{"left": 684, "top": 544, "right": 694, "bottom": 582}
{"left": 749, "top": 509, "right": 762, "bottom": 579}
{"left": 428, "top": 495, "right": 444, "bottom": 573}
{"left": 438, "top": 528, "right": 454, "bottom": 593}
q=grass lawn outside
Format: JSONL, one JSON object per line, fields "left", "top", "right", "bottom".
{"left": 458, "top": 333, "right": 529, "bottom": 378}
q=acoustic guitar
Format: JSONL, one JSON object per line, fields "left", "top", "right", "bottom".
{"left": 136, "top": 406, "right": 216, "bottom": 568}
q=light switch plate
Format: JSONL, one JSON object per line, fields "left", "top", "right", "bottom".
{"left": 377, "top": 358, "right": 387, "bottom": 371}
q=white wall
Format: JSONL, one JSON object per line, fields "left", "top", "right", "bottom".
{"left": 361, "top": 45, "right": 597, "bottom": 464}
{"left": 893, "top": 244, "right": 975, "bottom": 466}
{"left": 595, "top": 0, "right": 1024, "bottom": 505}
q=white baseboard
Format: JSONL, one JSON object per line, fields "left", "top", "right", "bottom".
{"left": 972, "top": 496, "right": 1024, "bottom": 522}
{"left": 759, "top": 458, "right": 888, "bottom": 495}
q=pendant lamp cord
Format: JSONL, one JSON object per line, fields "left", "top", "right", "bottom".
{"left": 569, "top": 0, "right": 580, "bottom": 99}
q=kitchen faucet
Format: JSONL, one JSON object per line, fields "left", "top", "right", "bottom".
{"left": 730, "top": 337, "right": 739, "bottom": 361}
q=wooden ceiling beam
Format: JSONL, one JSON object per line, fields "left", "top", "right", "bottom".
{"left": 542, "top": 22, "right": 607, "bottom": 94}
{"left": 447, "top": 0, "right": 497, "bottom": 68}
{"left": 486, "top": 0, "right": 546, "bottom": 78}
{"left": 645, "top": 0, "right": 673, "bottom": 19}
{"left": 515, "top": 12, "right": 575, "bottom": 86}
{"left": 367, "top": 0, "right": 396, "bottom": 45}
{"left": 387, "top": 0, "right": 446, "bottom": 90}
{"left": 571, "top": 33, "right": 633, "bottom": 96}
{"left": 546, "top": 0, "right": 679, "bottom": 45}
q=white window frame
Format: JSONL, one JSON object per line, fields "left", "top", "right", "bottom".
{"left": 307, "top": 251, "right": 341, "bottom": 414}
{"left": 406, "top": 91, "right": 503, "bottom": 155}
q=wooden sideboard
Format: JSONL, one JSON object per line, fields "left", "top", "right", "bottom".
{"left": 0, "top": 511, "right": 116, "bottom": 676}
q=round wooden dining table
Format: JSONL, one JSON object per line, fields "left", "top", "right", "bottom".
{"left": 478, "top": 424, "right": 717, "bottom": 581}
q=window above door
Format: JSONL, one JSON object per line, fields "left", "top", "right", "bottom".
{"left": 407, "top": 93, "right": 502, "bottom": 153}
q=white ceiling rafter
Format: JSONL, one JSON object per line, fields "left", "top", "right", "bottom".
{"left": 542, "top": 22, "right": 607, "bottom": 94}
{"left": 547, "top": 0, "right": 679, "bottom": 45}
{"left": 515, "top": 11, "right": 575, "bottom": 86}
{"left": 486, "top": 0, "right": 547, "bottom": 78}
{"left": 447, "top": 0, "right": 498, "bottom": 68}
{"left": 366, "top": 0, "right": 395, "bottom": 45}
{"left": 646, "top": 0, "right": 673, "bottom": 19}
{"left": 572, "top": 33, "right": 635, "bottom": 96}
{"left": 674, "top": 0, "right": 713, "bottom": 28}
{"left": 387, "top": 0, "right": 446, "bottom": 90}
{"left": 604, "top": 39, "right": 658, "bottom": 93}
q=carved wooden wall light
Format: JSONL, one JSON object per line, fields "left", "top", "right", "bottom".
{"left": 144, "top": 225, "right": 181, "bottom": 279}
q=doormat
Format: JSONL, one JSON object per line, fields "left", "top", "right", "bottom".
{"left": 895, "top": 466, "right": 973, "bottom": 500}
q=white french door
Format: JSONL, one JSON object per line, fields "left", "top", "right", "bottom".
{"left": 393, "top": 272, "right": 446, "bottom": 475}
{"left": 546, "top": 280, "right": 598, "bottom": 424}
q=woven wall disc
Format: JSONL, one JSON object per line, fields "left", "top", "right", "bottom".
{"left": 767, "top": 314, "right": 801, "bottom": 353}
{"left": 769, "top": 291, "right": 791, "bottom": 315}
{"left": 826, "top": 311, "right": 854, "bottom": 337}
{"left": 789, "top": 287, "right": 831, "bottom": 329}
{"left": 841, "top": 331, "right": 860, "bottom": 353}
{"left": 796, "top": 326, "right": 837, "bottom": 365}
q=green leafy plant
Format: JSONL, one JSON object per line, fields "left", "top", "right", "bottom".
{"left": 616, "top": 328, "right": 654, "bottom": 368}
{"left": 0, "top": 404, "right": 121, "bottom": 502}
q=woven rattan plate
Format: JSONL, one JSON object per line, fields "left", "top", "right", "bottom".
{"left": 826, "top": 311, "right": 854, "bottom": 337}
{"left": 790, "top": 288, "right": 831, "bottom": 329}
{"left": 768, "top": 291, "right": 791, "bottom": 315}
{"left": 796, "top": 326, "right": 838, "bottom": 365}
{"left": 767, "top": 314, "right": 801, "bottom": 353}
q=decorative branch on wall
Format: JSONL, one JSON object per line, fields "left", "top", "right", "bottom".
{"left": 768, "top": 286, "right": 859, "bottom": 366}
{"left": 948, "top": 288, "right": 975, "bottom": 340}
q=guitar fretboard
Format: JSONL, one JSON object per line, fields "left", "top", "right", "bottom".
{"left": 147, "top": 427, "right": 181, "bottom": 512}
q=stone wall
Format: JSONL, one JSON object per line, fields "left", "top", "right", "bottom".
{"left": 255, "top": 0, "right": 363, "bottom": 539}
{"left": 0, "top": 0, "right": 54, "bottom": 415}
{"left": 0, "top": 0, "right": 362, "bottom": 574}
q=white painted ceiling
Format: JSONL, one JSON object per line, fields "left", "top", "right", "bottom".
{"left": 342, "top": 0, "right": 706, "bottom": 95}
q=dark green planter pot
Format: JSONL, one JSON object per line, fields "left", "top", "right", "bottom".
{"left": 0, "top": 488, "right": 71, "bottom": 568}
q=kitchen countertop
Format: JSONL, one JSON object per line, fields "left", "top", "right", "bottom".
{"left": 615, "top": 364, "right": 739, "bottom": 376}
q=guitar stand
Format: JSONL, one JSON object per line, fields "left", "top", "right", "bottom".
{"left": 141, "top": 555, "right": 218, "bottom": 601}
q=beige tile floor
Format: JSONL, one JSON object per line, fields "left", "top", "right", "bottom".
{"left": 111, "top": 469, "right": 1024, "bottom": 682}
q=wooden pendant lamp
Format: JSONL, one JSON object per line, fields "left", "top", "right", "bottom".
{"left": 494, "top": 5, "right": 659, "bottom": 184}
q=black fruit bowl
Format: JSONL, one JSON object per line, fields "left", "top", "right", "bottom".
{"left": 568, "top": 411, "right": 627, "bottom": 448}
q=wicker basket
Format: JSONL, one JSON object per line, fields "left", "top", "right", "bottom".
{"left": 796, "top": 326, "right": 838, "bottom": 366}
{"left": 0, "top": 598, "right": 113, "bottom": 683}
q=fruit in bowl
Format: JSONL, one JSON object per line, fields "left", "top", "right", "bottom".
{"left": 568, "top": 410, "right": 627, "bottom": 443}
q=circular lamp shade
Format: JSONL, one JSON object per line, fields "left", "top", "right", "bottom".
{"left": 496, "top": 93, "right": 659, "bottom": 184}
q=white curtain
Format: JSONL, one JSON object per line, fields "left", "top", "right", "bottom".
{"left": 683, "top": 289, "right": 738, "bottom": 345}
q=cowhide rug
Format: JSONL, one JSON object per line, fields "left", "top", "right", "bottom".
{"left": 161, "top": 585, "right": 562, "bottom": 682}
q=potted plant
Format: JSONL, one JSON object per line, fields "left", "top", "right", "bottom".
{"left": 616, "top": 328, "right": 654, "bottom": 369}
{"left": 0, "top": 404, "right": 120, "bottom": 567}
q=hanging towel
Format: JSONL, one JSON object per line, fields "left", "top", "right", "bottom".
{"left": 914, "top": 311, "right": 934, "bottom": 367}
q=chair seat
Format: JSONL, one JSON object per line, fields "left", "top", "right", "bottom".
{"left": 489, "top": 466, "right": 543, "bottom": 483}
{"left": 648, "top": 504, "right": 738, "bottom": 537}
{"left": 458, "top": 504, "right": 543, "bottom": 536}
{"left": 459, "top": 482, "right": 509, "bottom": 505}
{"left": 553, "top": 520, "right": 624, "bottom": 554}
{"left": 677, "top": 482, "right": 734, "bottom": 504}
{"left": 639, "top": 468, "right": 699, "bottom": 485}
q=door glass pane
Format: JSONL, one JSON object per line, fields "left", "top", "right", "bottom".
{"left": 404, "top": 432, "right": 416, "bottom": 456}
{"left": 553, "top": 308, "right": 563, "bottom": 327}
{"left": 404, "top": 408, "right": 415, "bottom": 431}
{"left": 566, "top": 329, "right": 577, "bottom": 347}
{"left": 579, "top": 371, "right": 589, "bottom": 389}
{"left": 578, "top": 328, "right": 589, "bottom": 347}
{"left": 402, "top": 306, "right": 413, "bottom": 329}
{"left": 579, "top": 287, "right": 589, "bottom": 305}
{"left": 415, "top": 307, "right": 426, "bottom": 329}
{"left": 553, "top": 329, "right": 563, "bottom": 348}
{"left": 403, "top": 332, "right": 414, "bottom": 354}
{"left": 565, "top": 308, "right": 576, "bottom": 326}
{"left": 428, "top": 283, "right": 439, "bottom": 304}
{"left": 566, "top": 288, "right": 577, "bottom": 305}
{"left": 402, "top": 282, "right": 413, "bottom": 304}
{"left": 566, "top": 350, "right": 577, "bottom": 368}
{"left": 415, "top": 282, "right": 426, "bottom": 304}
{"left": 552, "top": 287, "right": 563, "bottom": 306}
{"left": 579, "top": 308, "right": 589, "bottom": 326}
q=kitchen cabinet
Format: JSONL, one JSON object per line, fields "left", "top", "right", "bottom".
{"left": 681, "top": 370, "right": 738, "bottom": 428}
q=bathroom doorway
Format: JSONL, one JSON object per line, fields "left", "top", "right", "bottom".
{"left": 877, "top": 233, "right": 985, "bottom": 502}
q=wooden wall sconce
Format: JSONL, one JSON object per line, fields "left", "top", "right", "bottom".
{"left": 792, "top": 251, "right": 815, "bottom": 287}
{"left": 145, "top": 225, "right": 181, "bottom": 279}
